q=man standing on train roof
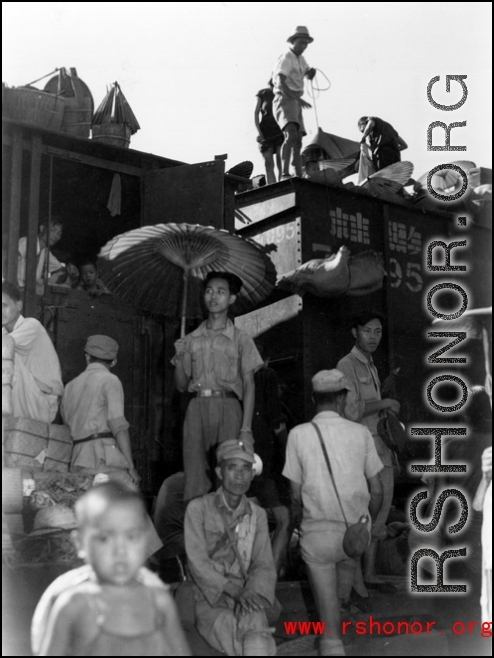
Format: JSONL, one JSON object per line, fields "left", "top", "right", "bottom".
{"left": 272, "top": 26, "right": 317, "bottom": 180}
{"left": 173, "top": 271, "right": 263, "bottom": 502}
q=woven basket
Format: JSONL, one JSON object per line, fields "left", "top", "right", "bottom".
{"left": 3, "top": 86, "right": 66, "bottom": 132}
{"left": 4, "top": 416, "right": 71, "bottom": 472}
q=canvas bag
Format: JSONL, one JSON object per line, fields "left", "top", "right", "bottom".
{"left": 311, "top": 422, "right": 370, "bottom": 559}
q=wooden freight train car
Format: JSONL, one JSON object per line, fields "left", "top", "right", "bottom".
{"left": 2, "top": 116, "right": 248, "bottom": 492}
{"left": 234, "top": 178, "right": 491, "bottom": 429}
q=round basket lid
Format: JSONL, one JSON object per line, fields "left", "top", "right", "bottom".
{"left": 44, "top": 73, "right": 94, "bottom": 112}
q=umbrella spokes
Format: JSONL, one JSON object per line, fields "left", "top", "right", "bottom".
{"left": 157, "top": 227, "right": 227, "bottom": 271}
{"left": 98, "top": 223, "right": 277, "bottom": 328}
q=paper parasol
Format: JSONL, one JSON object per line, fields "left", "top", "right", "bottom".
{"left": 98, "top": 223, "right": 277, "bottom": 336}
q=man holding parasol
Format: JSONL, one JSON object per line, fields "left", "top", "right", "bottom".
{"left": 173, "top": 271, "right": 264, "bottom": 502}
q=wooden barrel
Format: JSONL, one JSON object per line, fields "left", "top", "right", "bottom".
{"left": 91, "top": 123, "right": 132, "bottom": 148}
{"left": 44, "top": 72, "right": 93, "bottom": 138}
{"left": 62, "top": 104, "right": 93, "bottom": 137}
{"left": 2, "top": 87, "right": 66, "bottom": 132}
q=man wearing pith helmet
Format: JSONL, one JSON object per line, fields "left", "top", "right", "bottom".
{"left": 184, "top": 439, "right": 277, "bottom": 656}
{"left": 283, "top": 369, "right": 383, "bottom": 656}
{"left": 61, "top": 335, "right": 140, "bottom": 488}
{"left": 272, "top": 26, "right": 317, "bottom": 179}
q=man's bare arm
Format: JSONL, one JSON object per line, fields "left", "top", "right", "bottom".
{"left": 367, "top": 472, "right": 383, "bottom": 522}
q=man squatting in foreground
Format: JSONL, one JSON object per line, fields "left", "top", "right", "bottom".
{"left": 173, "top": 271, "right": 263, "bottom": 502}
{"left": 185, "top": 439, "right": 277, "bottom": 656}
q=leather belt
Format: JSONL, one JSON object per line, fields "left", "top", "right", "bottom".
{"left": 194, "top": 390, "right": 238, "bottom": 399}
{"left": 73, "top": 432, "right": 114, "bottom": 445}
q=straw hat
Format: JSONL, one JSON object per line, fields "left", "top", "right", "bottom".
{"left": 287, "top": 26, "right": 314, "bottom": 44}
{"left": 30, "top": 504, "right": 77, "bottom": 536}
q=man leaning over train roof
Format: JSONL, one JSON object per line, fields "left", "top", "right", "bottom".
{"left": 2, "top": 280, "right": 63, "bottom": 423}
{"left": 172, "top": 271, "right": 263, "bottom": 502}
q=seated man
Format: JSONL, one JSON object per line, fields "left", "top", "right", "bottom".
{"left": 2, "top": 281, "right": 63, "bottom": 422}
{"left": 17, "top": 216, "right": 65, "bottom": 291}
{"left": 184, "top": 439, "right": 277, "bottom": 656}
{"left": 76, "top": 259, "right": 111, "bottom": 296}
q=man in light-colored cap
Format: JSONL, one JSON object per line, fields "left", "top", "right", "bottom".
{"left": 272, "top": 26, "right": 316, "bottom": 179}
{"left": 61, "top": 334, "right": 140, "bottom": 487}
{"left": 61, "top": 335, "right": 163, "bottom": 559}
{"left": 184, "top": 437, "right": 277, "bottom": 656}
{"left": 283, "top": 369, "right": 384, "bottom": 656}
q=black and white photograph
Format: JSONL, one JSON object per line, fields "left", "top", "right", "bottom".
{"left": 2, "top": 3, "right": 492, "bottom": 656}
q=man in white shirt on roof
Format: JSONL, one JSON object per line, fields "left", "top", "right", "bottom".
{"left": 2, "top": 280, "right": 63, "bottom": 422}
{"left": 272, "top": 26, "right": 316, "bottom": 179}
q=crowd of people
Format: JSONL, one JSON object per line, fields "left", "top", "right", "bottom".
{"left": 1, "top": 29, "right": 489, "bottom": 650}
{"left": 255, "top": 26, "right": 407, "bottom": 186}
{"left": 3, "top": 258, "right": 490, "bottom": 655}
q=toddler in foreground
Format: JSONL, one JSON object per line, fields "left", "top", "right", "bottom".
{"left": 32, "top": 482, "right": 191, "bottom": 656}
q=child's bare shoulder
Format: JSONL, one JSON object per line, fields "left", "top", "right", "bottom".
{"left": 151, "top": 585, "right": 177, "bottom": 611}
{"left": 51, "top": 581, "right": 98, "bottom": 619}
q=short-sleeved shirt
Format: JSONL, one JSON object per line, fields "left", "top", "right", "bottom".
{"left": 182, "top": 319, "right": 263, "bottom": 399}
{"left": 62, "top": 363, "right": 130, "bottom": 470}
{"left": 272, "top": 49, "right": 310, "bottom": 94}
{"left": 17, "top": 237, "right": 64, "bottom": 288}
{"left": 62, "top": 363, "right": 129, "bottom": 440}
{"left": 337, "top": 347, "right": 381, "bottom": 436}
{"left": 337, "top": 347, "right": 393, "bottom": 466}
{"left": 283, "top": 411, "right": 383, "bottom": 532}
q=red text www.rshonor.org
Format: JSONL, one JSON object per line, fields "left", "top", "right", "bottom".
{"left": 283, "top": 619, "right": 493, "bottom": 638}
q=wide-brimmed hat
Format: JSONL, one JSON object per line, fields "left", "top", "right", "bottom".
{"left": 216, "top": 439, "right": 255, "bottom": 464}
{"left": 312, "top": 369, "right": 351, "bottom": 393}
{"left": 287, "top": 26, "right": 314, "bottom": 44}
{"left": 85, "top": 335, "right": 118, "bottom": 360}
{"left": 30, "top": 504, "right": 77, "bottom": 536}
